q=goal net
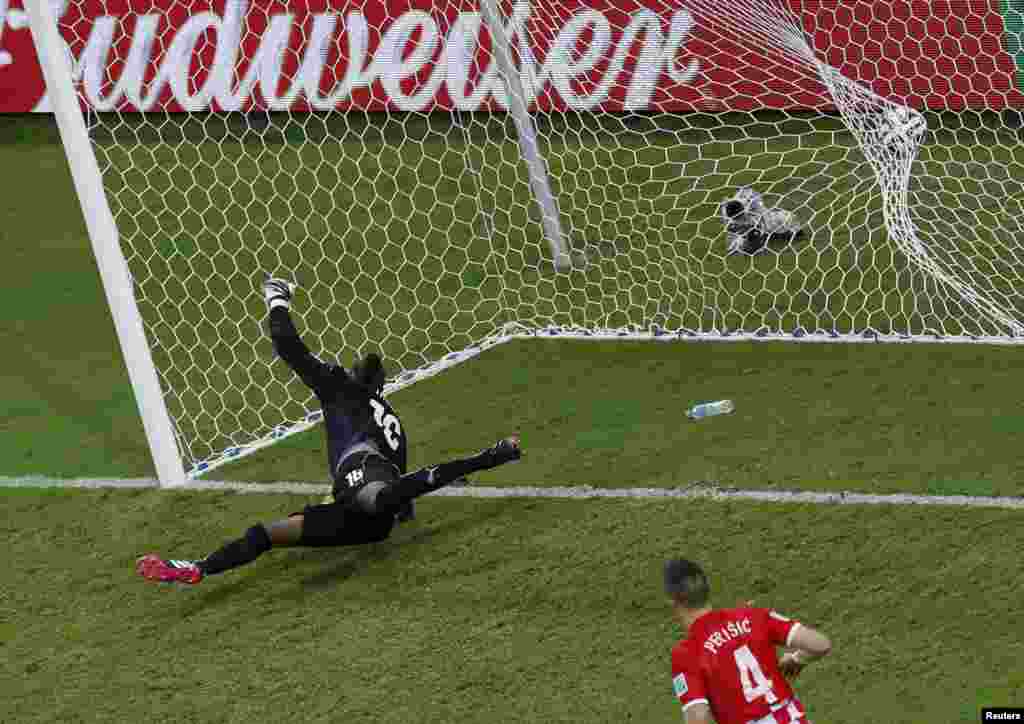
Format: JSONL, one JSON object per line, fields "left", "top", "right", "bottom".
{"left": 33, "top": 0, "right": 1024, "bottom": 481}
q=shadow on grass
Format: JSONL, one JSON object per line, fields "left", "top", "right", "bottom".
{"left": 298, "top": 501, "right": 513, "bottom": 590}
{"left": 297, "top": 534, "right": 428, "bottom": 590}
{"left": 182, "top": 576, "right": 254, "bottom": 613}
{"left": 175, "top": 500, "right": 514, "bottom": 609}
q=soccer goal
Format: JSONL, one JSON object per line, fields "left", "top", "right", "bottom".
{"left": 28, "top": 0, "right": 1024, "bottom": 485}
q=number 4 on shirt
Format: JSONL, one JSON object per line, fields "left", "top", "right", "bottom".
{"left": 734, "top": 645, "right": 778, "bottom": 705}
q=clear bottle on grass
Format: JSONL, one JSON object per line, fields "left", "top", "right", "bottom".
{"left": 686, "top": 400, "right": 735, "bottom": 421}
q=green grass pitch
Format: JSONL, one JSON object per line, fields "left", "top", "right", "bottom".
{"left": 1, "top": 113, "right": 1023, "bottom": 723}
{"left": 3, "top": 488, "right": 1023, "bottom": 724}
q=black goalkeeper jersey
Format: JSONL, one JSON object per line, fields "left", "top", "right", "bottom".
{"left": 268, "top": 307, "right": 408, "bottom": 478}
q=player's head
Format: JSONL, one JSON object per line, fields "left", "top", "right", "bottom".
{"left": 664, "top": 558, "right": 711, "bottom": 623}
{"left": 352, "top": 352, "right": 386, "bottom": 395}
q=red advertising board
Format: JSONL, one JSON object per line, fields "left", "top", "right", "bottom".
{"left": 1, "top": 0, "right": 1022, "bottom": 113}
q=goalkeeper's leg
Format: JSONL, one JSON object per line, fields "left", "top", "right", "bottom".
{"left": 358, "top": 435, "right": 522, "bottom": 521}
{"left": 135, "top": 437, "right": 521, "bottom": 584}
{"left": 136, "top": 521, "right": 283, "bottom": 585}
{"left": 135, "top": 502, "right": 394, "bottom": 585}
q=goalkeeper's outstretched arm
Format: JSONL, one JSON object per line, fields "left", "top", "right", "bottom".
{"left": 264, "top": 278, "right": 334, "bottom": 396}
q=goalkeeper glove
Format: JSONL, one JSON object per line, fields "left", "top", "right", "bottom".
{"left": 264, "top": 278, "right": 296, "bottom": 310}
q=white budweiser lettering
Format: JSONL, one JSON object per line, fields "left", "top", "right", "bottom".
{"left": 0, "top": 0, "right": 29, "bottom": 68}
{"left": 36, "top": 0, "right": 701, "bottom": 112}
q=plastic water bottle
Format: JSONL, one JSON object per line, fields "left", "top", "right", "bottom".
{"left": 686, "top": 399, "right": 735, "bottom": 421}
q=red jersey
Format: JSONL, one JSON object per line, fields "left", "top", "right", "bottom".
{"left": 671, "top": 607, "right": 807, "bottom": 724}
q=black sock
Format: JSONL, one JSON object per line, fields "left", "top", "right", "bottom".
{"left": 388, "top": 449, "right": 498, "bottom": 505}
{"left": 197, "top": 524, "right": 272, "bottom": 576}
{"left": 362, "top": 448, "right": 510, "bottom": 516}
{"left": 428, "top": 446, "right": 511, "bottom": 486}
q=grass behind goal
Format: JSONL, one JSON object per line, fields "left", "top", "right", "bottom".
{"left": 5, "top": 114, "right": 1024, "bottom": 495}
{"left": 84, "top": 111, "right": 1024, "bottom": 469}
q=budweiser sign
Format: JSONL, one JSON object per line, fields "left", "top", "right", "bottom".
{"left": 1, "top": 0, "right": 1023, "bottom": 113}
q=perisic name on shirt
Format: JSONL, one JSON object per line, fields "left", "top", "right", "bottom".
{"left": 703, "top": 618, "right": 752, "bottom": 655}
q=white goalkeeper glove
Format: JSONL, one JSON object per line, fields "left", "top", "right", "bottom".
{"left": 264, "top": 277, "right": 296, "bottom": 310}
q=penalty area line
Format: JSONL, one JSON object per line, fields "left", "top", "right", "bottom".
{"left": 1, "top": 475, "right": 1023, "bottom": 510}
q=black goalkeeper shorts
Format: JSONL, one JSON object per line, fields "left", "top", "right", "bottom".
{"left": 332, "top": 451, "right": 401, "bottom": 502}
{"left": 296, "top": 500, "right": 395, "bottom": 547}
{"left": 288, "top": 450, "right": 400, "bottom": 547}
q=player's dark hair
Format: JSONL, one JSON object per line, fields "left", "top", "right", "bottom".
{"left": 352, "top": 352, "right": 386, "bottom": 393}
{"left": 664, "top": 558, "right": 710, "bottom": 607}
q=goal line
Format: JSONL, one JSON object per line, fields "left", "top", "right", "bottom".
{"left": 2, "top": 476, "right": 1022, "bottom": 510}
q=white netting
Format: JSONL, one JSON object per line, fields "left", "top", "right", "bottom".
{"left": 52, "top": 0, "right": 1024, "bottom": 476}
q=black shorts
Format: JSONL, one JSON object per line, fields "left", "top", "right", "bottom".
{"left": 288, "top": 451, "right": 400, "bottom": 547}
{"left": 332, "top": 451, "right": 400, "bottom": 503}
{"left": 296, "top": 500, "right": 395, "bottom": 547}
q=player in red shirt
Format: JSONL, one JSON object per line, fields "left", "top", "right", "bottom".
{"left": 666, "top": 559, "right": 832, "bottom": 724}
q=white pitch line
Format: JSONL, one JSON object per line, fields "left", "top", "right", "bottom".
{"left": 1, "top": 475, "right": 1023, "bottom": 510}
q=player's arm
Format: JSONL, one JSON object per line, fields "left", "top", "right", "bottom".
{"left": 778, "top": 622, "right": 832, "bottom": 679}
{"left": 673, "top": 654, "right": 712, "bottom": 724}
{"left": 684, "top": 701, "right": 715, "bottom": 724}
{"left": 264, "top": 278, "right": 334, "bottom": 395}
{"left": 760, "top": 608, "right": 831, "bottom": 679}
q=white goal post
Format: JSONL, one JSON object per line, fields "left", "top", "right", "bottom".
{"left": 26, "top": 0, "right": 187, "bottom": 486}
{"left": 27, "top": 0, "right": 1024, "bottom": 485}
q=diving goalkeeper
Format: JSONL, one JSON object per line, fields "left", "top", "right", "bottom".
{"left": 136, "top": 278, "right": 521, "bottom": 586}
